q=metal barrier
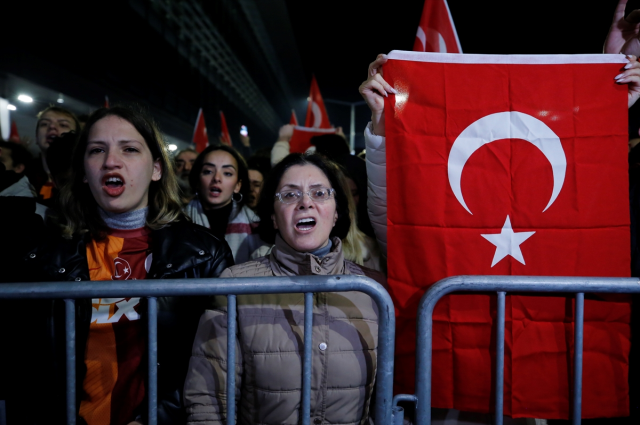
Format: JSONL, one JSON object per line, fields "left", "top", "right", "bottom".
{"left": 392, "top": 275, "right": 640, "bottom": 425}
{"left": 0, "top": 275, "right": 396, "bottom": 425}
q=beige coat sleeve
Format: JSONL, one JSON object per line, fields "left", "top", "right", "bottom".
{"left": 365, "top": 122, "right": 387, "bottom": 257}
{"left": 183, "top": 268, "right": 243, "bottom": 425}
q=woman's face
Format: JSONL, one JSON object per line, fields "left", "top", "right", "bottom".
{"left": 84, "top": 115, "right": 161, "bottom": 214}
{"left": 272, "top": 164, "right": 338, "bottom": 252}
{"left": 199, "top": 150, "right": 241, "bottom": 209}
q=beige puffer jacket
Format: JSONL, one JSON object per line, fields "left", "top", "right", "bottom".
{"left": 184, "top": 235, "right": 386, "bottom": 425}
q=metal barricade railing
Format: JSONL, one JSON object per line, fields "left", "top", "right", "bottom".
{"left": 392, "top": 275, "right": 640, "bottom": 425}
{"left": 0, "top": 275, "right": 396, "bottom": 425}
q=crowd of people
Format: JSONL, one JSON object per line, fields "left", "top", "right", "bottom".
{"left": 2, "top": 2, "right": 640, "bottom": 424}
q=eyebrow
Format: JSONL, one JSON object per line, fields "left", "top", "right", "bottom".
{"left": 203, "top": 162, "right": 237, "bottom": 170}
{"left": 280, "top": 183, "right": 325, "bottom": 190}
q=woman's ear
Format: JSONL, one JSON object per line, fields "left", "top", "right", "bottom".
{"left": 152, "top": 159, "right": 162, "bottom": 182}
{"left": 333, "top": 211, "right": 338, "bottom": 227}
{"left": 234, "top": 179, "right": 242, "bottom": 193}
{"left": 271, "top": 213, "right": 278, "bottom": 230}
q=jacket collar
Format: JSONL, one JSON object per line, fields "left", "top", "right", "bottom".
{"left": 269, "top": 234, "right": 345, "bottom": 277}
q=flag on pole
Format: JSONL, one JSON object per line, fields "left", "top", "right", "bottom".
{"left": 289, "top": 126, "right": 336, "bottom": 154}
{"left": 192, "top": 108, "right": 209, "bottom": 153}
{"left": 384, "top": 51, "right": 630, "bottom": 419}
{"left": 104, "top": 96, "right": 110, "bottom": 109}
{"left": 304, "top": 76, "right": 331, "bottom": 129}
{"left": 413, "top": 0, "right": 462, "bottom": 53}
{"left": 289, "top": 109, "right": 299, "bottom": 126}
{"left": 9, "top": 121, "right": 20, "bottom": 143}
{"left": 219, "top": 111, "right": 232, "bottom": 146}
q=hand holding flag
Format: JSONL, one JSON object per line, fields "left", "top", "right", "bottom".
{"left": 605, "top": 0, "right": 640, "bottom": 56}
{"left": 358, "top": 54, "right": 396, "bottom": 136}
{"left": 615, "top": 55, "right": 640, "bottom": 107}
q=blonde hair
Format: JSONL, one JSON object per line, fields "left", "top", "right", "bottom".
{"left": 339, "top": 171, "right": 369, "bottom": 266}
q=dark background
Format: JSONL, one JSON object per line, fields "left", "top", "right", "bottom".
{"left": 0, "top": 0, "right": 629, "bottom": 150}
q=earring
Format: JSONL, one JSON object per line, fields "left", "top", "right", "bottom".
{"left": 233, "top": 192, "right": 244, "bottom": 203}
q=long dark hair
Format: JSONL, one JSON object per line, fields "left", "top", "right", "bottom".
{"left": 256, "top": 153, "right": 351, "bottom": 244}
{"left": 189, "top": 144, "right": 250, "bottom": 207}
{"left": 57, "top": 106, "right": 184, "bottom": 239}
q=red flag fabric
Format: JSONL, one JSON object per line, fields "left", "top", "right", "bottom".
{"left": 413, "top": 0, "right": 461, "bottom": 53}
{"left": 104, "top": 96, "right": 110, "bottom": 109}
{"left": 9, "top": 121, "right": 20, "bottom": 143}
{"left": 289, "top": 109, "right": 299, "bottom": 126}
{"left": 304, "top": 76, "right": 331, "bottom": 129}
{"left": 289, "top": 126, "right": 336, "bottom": 154}
{"left": 384, "top": 51, "right": 630, "bottom": 419}
{"left": 192, "top": 108, "right": 209, "bottom": 153}
{"left": 219, "top": 111, "right": 232, "bottom": 146}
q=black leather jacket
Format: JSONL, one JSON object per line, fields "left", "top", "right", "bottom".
{"left": 2, "top": 220, "right": 233, "bottom": 425}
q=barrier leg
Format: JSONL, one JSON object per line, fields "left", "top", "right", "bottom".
{"left": 227, "top": 295, "right": 237, "bottom": 425}
{"left": 572, "top": 293, "right": 584, "bottom": 425}
{"left": 301, "top": 292, "right": 313, "bottom": 425}
{"left": 65, "top": 299, "right": 76, "bottom": 425}
{"left": 148, "top": 297, "right": 158, "bottom": 425}
{"left": 495, "top": 292, "right": 505, "bottom": 425}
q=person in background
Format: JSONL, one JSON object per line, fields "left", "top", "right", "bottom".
{"left": 26, "top": 106, "right": 81, "bottom": 204}
{"left": 0, "top": 140, "right": 47, "bottom": 218}
{"left": 184, "top": 153, "right": 385, "bottom": 425}
{"left": 174, "top": 148, "right": 198, "bottom": 204}
{"left": 185, "top": 144, "right": 263, "bottom": 264}
{"left": 246, "top": 155, "right": 270, "bottom": 210}
{"left": 9, "top": 106, "right": 233, "bottom": 425}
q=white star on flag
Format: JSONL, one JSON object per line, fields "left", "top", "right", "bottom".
{"left": 481, "top": 216, "right": 535, "bottom": 267}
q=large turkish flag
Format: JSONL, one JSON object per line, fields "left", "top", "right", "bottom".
{"left": 385, "top": 51, "right": 631, "bottom": 419}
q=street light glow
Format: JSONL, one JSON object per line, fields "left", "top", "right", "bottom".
{"left": 7, "top": 104, "right": 16, "bottom": 111}
{"left": 168, "top": 144, "right": 178, "bottom": 151}
{"left": 17, "top": 94, "right": 33, "bottom": 103}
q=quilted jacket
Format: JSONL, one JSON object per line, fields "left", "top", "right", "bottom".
{"left": 184, "top": 235, "right": 386, "bottom": 425}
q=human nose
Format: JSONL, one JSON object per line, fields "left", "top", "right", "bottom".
{"left": 184, "top": 162, "right": 192, "bottom": 172}
{"left": 297, "top": 191, "right": 314, "bottom": 209}
{"left": 103, "top": 150, "right": 122, "bottom": 169}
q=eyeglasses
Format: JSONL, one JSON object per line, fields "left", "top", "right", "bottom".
{"left": 274, "top": 187, "right": 335, "bottom": 204}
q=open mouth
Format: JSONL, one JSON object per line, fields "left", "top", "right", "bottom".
{"left": 102, "top": 175, "right": 125, "bottom": 196}
{"left": 296, "top": 218, "right": 316, "bottom": 231}
{"left": 209, "top": 187, "right": 222, "bottom": 197}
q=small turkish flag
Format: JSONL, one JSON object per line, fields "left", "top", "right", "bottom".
{"left": 289, "top": 109, "right": 299, "bottom": 126}
{"left": 289, "top": 126, "right": 336, "bottom": 154}
{"left": 413, "top": 0, "right": 462, "bottom": 53}
{"left": 9, "top": 121, "right": 20, "bottom": 143}
{"left": 219, "top": 111, "right": 232, "bottom": 146}
{"left": 385, "top": 51, "right": 630, "bottom": 419}
{"left": 304, "top": 76, "right": 331, "bottom": 129}
{"left": 192, "top": 108, "right": 209, "bottom": 153}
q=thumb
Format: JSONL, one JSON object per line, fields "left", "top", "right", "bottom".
{"left": 614, "top": 0, "right": 630, "bottom": 24}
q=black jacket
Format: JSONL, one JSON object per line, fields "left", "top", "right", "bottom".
{"left": 1, "top": 220, "right": 234, "bottom": 425}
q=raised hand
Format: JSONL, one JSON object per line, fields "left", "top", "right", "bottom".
{"left": 614, "top": 55, "right": 640, "bottom": 107}
{"left": 605, "top": 0, "right": 640, "bottom": 56}
{"left": 358, "top": 54, "right": 396, "bottom": 137}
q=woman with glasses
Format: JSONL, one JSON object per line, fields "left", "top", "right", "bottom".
{"left": 184, "top": 153, "right": 386, "bottom": 425}
{"left": 184, "top": 144, "right": 263, "bottom": 264}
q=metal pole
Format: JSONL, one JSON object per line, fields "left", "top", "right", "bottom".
{"left": 350, "top": 103, "right": 355, "bottom": 153}
{"left": 572, "top": 293, "right": 584, "bottom": 425}
{"left": 65, "top": 299, "right": 76, "bottom": 425}
{"left": 227, "top": 295, "right": 237, "bottom": 425}
{"left": 301, "top": 292, "right": 314, "bottom": 425}
{"left": 495, "top": 292, "right": 506, "bottom": 425}
{"left": 147, "top": 297, "right": 158, "bottom": 425}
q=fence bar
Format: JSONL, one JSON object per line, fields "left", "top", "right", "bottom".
{"left": 572, "top": 293, "right": 584, "bottom": 425}
{"left": 301, "top": 292, "right": 314, "bottom": 425}
{"left": 226, "top": 294, "right": 237, "bottom": 425}
{"left": 147, "top": 297, "right": 158, "bottom": 425}
{"left": 495, "top": 292, "right": 506, "bottom": 425}
{"left": 65, "top": 299, "right": 76, "bottom": 425}
{"left": 0, "top": 275, "right": 394, "bottom": 424}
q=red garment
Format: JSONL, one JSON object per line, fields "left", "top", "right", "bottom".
{"left": 80, "top": 228, "right": 151, "bottom": 425}
{"left": 384, "top": 52, "right": 631, "bottom": 419}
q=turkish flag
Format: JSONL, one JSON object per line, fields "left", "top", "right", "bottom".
{"left": 219, "top": 111, "right": 232, "bottom": 146}
{"left": 290, "top": 109, "right": 299, "bottom": 126}
{"left": 413, "top": 0, "right": 462, "bottom": 53}
{"left": 304, "top": 76, "right": 331, "bottom": 129}
{"left": 192, "top": 108, "right": 209, "bottom": 153}
{"left": 385, "top": 51, "right": 630, "bottom": 419}
{"left": 289, "top": 126, "right": 336, "bottom": 154}
{"left": 9, "top": 121, "right": 20, "bottom": 143}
